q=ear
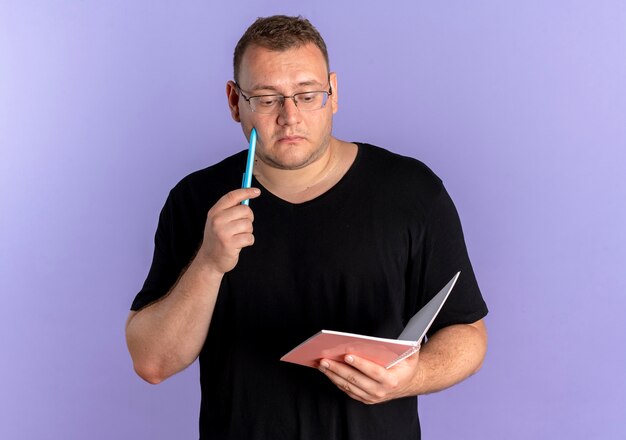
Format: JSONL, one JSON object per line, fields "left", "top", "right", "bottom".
{"left": 226, "top": 80, "right": 241, "bottom": 122}
{"left": 329, "top": 72, "right": 338, "bottom": 114}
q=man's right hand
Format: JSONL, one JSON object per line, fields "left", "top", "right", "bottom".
{"left": 197, "top": 187, "right": 261, "bottom": 274}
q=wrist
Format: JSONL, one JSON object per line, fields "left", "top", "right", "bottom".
{"left": 188, "top": 254, "right": 226, "bottom": 284}
{"left": 406, "top": 352, "right": 428, "bottom": 397}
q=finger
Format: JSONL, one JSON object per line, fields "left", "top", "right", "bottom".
{"left": 212, "top": 220, "right": 254, "bottom": 250}
{"left": 319, "top": 358, "right": 372, "bottom": 386}
{"left": 224, "top": 204, "right": 255, "bottom": 223}
{"left": 320, "top": 363, "right": 378, "bottom": 404}
{"left": 229, "top": 217, "right": 254, "bottom": 234}
{"left": 215, "top": 188, "right": 261, "bottom": 210}
{"left": 231, "top": 231, "right": 255, "bottom": 248}
{"left": 216, "top": 216, "right": 254, "bottom": 235}
{"left": 341, "top": 354, "right": 388, "bottom": 384}
{"left": 208, "top": 205, "right": 254, "bottom": 233}
{"left": 319, "top": 359, "right": 378, "bottom": 399}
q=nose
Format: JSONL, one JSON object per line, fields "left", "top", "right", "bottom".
{"left": 277, "top": 97, "right": 301, "bottom": 125}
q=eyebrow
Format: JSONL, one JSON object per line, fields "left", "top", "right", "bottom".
{"left": 247, "top": 79, "right": 325, "bottom": 93}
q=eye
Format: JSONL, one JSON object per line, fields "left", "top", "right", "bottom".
{"left": 298, "top": 93, "right": 317, "bottom": 103}
{"left": 256, "top": 96, "right": 278, "bottom": 107}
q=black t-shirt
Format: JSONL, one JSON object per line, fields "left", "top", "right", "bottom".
{"left": 132, "top": 143, "right": 488, "bottom": 440}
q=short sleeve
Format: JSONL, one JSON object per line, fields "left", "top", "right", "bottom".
{"left": 131, "top": 193, "right": 181, "bottom": 310}
{"left": 130, "top": 185, "right": 205, "bottom": 311}
{"left": 408, "top": 185, "right": 488, "bottom": 335}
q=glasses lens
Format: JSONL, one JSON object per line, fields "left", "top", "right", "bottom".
{"left": 294, "top": 92, "right": 328, "bottom": 111}
{"left": 249, "top": 96, "right": 282, "bottom": 113}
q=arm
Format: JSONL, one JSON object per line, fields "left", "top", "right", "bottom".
{"left": 318, "top": 319, "right": 487, "bottom": 404}
{"left": 125, "top": 187, "right": 261, "bottom": 384}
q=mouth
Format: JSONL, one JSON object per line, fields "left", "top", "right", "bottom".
{"left": 277, "top": 135, "right": 306, "bottom": 143}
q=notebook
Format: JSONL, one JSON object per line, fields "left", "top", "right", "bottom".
{"left": 281, "top": 272, "right": 460, "bottom": 369}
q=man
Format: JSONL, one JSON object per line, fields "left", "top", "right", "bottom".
{"left": 126, "top": 15, "right": 488, "bottom": 439}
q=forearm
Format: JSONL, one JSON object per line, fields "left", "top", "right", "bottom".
{"left": 125, "top": 257, "right": 224, "bottom": 384}
{"left": 411, "top": 319, "right": 488, "bottom": 395}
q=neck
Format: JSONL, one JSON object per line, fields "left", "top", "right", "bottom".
{"left": 254, "top": 138, "right": 356, "bottom": 203}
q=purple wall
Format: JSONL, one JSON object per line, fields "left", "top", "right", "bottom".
{"left": 1, "top": 1, "right": 625, "bottom": 438}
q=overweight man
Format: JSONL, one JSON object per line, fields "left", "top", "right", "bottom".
{"left": 126, "top": 15, "right": 488, "bottom": 440}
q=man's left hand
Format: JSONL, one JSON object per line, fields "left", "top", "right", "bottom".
{"left": 318, "top": 320, "right": 488, "bottom": 404}
{"left": 318, "top": 352, "right": 422, "bottom": 405}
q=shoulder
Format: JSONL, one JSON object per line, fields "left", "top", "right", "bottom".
{"left": 355, "top": 143, "right": 442, "bottom": 188}
{"left": 153, "top": 150, "right": 247, "bottom": 224}
{"left": 168, "top": 150, "right": 247, "bottom": 204}
{"left": 353, "top": 143, "right": 444, "bottom": 213}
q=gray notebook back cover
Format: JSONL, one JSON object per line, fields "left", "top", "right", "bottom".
{"left": 397, "top": 272, "right": 460, "bottom": 341}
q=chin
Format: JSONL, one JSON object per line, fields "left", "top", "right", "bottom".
{"left": 261, "top": 135, "right": 331, "bottom": 170}
{"left": 270, "top": 157, "right": 313, "bottom": 171}
{"left": 264, "top": 148, "right": 317, "bottom": 170}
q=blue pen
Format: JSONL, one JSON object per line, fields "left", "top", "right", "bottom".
{"left": 241, "top": 127, "right": 257, "bottom": 205}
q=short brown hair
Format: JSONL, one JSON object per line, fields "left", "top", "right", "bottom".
{"left": 233, "top": 15, "right": 329, "bottom": 82}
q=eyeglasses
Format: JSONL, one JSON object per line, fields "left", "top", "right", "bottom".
{"left": 235, "top": 82, "right": 333, "bottom": 114}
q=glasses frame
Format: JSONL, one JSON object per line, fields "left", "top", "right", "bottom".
{"left": 235, "top": 79, "right": 333, "bottom": 114}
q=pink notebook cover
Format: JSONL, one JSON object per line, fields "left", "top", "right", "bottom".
{"left": 280, "top": 330, "right": 420, "bottom": 369}
{"left": 280, "top": 272, "right": 460, "bottom": 370}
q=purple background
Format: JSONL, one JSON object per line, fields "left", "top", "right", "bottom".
{"left": 1, "top": 1, "right": 625, "bottom": 439}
